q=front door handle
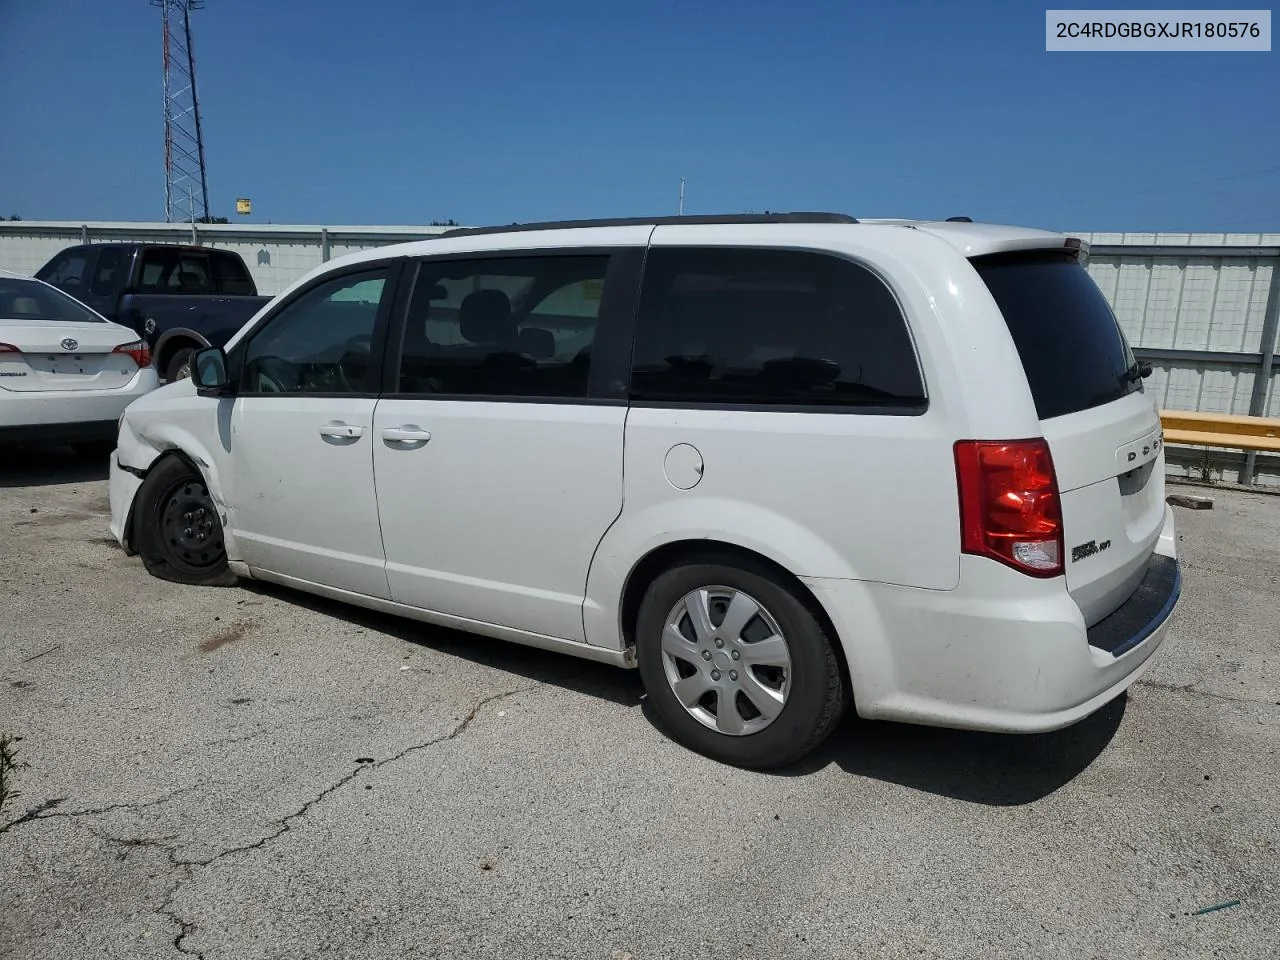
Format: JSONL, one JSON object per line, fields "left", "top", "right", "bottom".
{"left": 381, "top": 425, "right": 431, "bottom": 446}
{"left": 319, "top": 421, "right": 364, "bottom": 440}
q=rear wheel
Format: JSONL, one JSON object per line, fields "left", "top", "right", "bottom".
{"left": 635, "top": 558, "right": 846, "bottom": 769}
{"left": 165, "top": 347, "right": 196, "bottom": 383}
{"left": 132, "top": 456, "right": 237, "bottom": 586}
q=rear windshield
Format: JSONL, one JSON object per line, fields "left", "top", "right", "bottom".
{"left": 971, "top": 251, "right": 1140, "bottom": 420}
{"left": 0, "top": 276, "right": 104, "bottom": 323}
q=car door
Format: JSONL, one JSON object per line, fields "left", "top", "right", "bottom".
{"left": 371, "top": 247, "right": 643, "bottom": 642}
{"left": 224, "top": 261, "right": 400, "bottom": 599}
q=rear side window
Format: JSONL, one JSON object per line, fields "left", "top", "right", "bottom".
{"left": 630, "top": 247, "right": 925, "bottom": 410}
{"left": 138, "top": 248, "right": 180, "bottom": 291}
{"left": 395, "top": 255, "right": 610, "bottom": 399}
{"left": 90, "top": 248, "right": 127, "bottom": 295}
{"left": 175, "top": 253, "right": 212, "bottom": 292}
{"left": 972, "top": 251, "right": 1140, "bottom": 420}
{"left": 210, "top": 252, "right": 255, "bottom": 294}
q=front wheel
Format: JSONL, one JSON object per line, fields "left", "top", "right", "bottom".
{"left": 132, "top": 456, "right": 237, "bottom": 586}
{"left": 635, "top": 558, "right": 846, "bottom": 769}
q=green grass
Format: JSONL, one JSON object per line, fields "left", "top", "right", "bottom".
{"left": 0, "top": 733, "right": 22, "bottom": 828}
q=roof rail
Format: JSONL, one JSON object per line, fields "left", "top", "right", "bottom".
{"left": 944, "top": 216, "right": 973, "bottom": 222}
{"left": 439, "top": 212, "right": 858, "bottom": 239}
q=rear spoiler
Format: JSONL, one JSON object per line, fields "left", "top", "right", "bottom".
{"left": 1064, "top": 236, "right": 1091, "bottom": 263}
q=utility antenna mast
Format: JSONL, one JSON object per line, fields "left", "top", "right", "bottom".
{"left": 152, "top": 0, "right": 210, "bottom": 223}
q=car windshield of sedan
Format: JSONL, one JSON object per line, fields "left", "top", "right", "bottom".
{"left": 0, "top": 276, "right": 104, "bottom": 323}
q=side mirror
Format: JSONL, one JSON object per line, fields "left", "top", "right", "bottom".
{"left": 192, "top": 346, "right": 232, "bottom": 395}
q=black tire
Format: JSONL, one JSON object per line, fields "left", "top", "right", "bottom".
{"left": 635, "top": 557, "right": 846, "bottom": 769}
{"left": 132, "top": 456, "right": 237, "bottom": 586}
{"left": 165, "top": 347, "right": 196, "bottom": 383}
{"left": 71, "top": 439, "right": 116, "bottom": 461}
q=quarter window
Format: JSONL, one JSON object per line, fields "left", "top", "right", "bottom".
{"left": 242, "top": 268, "right": 388, "bottom": 394}
{"left": 630, "top": 247, "right": 925, "bottom": 410}
{"left": 396, "top": 255, "right": 609, "bottom": 398}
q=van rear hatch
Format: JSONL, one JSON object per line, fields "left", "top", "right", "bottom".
{"left": 971, "top": 250, "right": 1164, "bottom": 626}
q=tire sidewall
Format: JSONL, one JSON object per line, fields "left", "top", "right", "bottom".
{"left": 636, "top": 561, "right": 842, "bottom": 769}
{"left": 133, "top": 456, "right": 233, "bottom": 585}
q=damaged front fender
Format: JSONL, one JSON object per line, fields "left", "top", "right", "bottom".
{"left": 109, "top": 393, "right": 240, "bottom": 560}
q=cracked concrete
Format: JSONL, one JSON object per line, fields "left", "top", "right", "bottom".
{"left": 3, "top": 786, "right": 196, "bottom": 835}
{"left": 101, "top": 685, "right": 540, "bottom": 960}
{"left": 2, "top": 451, "right": 1279, "bottom": 959}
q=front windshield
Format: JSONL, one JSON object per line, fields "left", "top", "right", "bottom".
{"left": 0, "top": 276, "right": 104, "bottom": 323}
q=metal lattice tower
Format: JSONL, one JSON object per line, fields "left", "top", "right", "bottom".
{"left": 152, "top": 0, "right": 210, "bottom": 223}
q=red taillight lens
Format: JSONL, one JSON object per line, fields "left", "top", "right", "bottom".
{"left": 954, "top": 438, "right": 1063, "bottom": 578}
{"left": 0, "top": 343, "right": 17, "bottom": 353}
{"left": 112, "top": 340, "right": 151, "bottom": 368}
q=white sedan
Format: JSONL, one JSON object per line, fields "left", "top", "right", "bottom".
{"left": 0, "top": 271, "right": 159, "bottom": 457}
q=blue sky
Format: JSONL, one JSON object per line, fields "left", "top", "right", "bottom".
{"left": 1, "top": 0, "right": 1276, "bottom": 231}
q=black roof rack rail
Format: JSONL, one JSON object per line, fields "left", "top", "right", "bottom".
{"left": 439, "top": 212, "right": 857, "bottom": 239}
{"left": 944, "top": 216, "right": 973, "bottom": 222}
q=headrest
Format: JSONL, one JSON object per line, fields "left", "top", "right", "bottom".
{"left": 459, "top": 289, "right": 513, "bottom": 343}
{"left": 10, "top": 297, "right": 41, "bottom": 316}
{"left": 518, "top": 327, "right": 555, "bottom": 360}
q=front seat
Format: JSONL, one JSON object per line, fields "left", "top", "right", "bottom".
{"left": 458, "top": 289, "right": 535, "bottom": 390}
{"left": 458, "top": 289, "right": 516, "bottom": 349}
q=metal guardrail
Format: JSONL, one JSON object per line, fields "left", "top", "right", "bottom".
{"left": 1088, "top": 243, "right": 1280, "bottom": 484}
{"left": 1160, "top": 410, "right": 1280, "bottom": 454}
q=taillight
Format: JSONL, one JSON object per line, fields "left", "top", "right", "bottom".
{"left": 0, "top": 343, "right": 17, "bottom": 353}
{"left": 954, "top": 438, "right": 1063, "bottom": 578}
{"left": 112, "top": 340, "right": 151, "bottom": 368}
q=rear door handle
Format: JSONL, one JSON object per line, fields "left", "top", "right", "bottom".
{"left": 381, "top": 425, "right": 431, "bottom": 446}
{"left": 319, "top": 422, "right": 364, "bottom": 440}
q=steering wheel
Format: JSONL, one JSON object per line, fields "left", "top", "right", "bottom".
{"left": 335, "top": 334, "right": 373, "bottom": 392}
{"left": 249, "top": 355, "right": 293, "bottom": 393}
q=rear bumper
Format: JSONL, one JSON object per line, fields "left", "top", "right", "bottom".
{"left": 0, "top": 370, "right": 159, "bottom": 438}
{"left": 1086, "top": 554, "right": 1180, "bottom": 658}
{"left": 0, "top": 419, "right": 118, "bottom": 443}
{"left": 805, "top": 504, "right": 1181, "bottom": 734}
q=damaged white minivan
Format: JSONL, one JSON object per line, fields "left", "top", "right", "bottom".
{"left": 108, "top": 213, "right": 1180, "bottom": 768}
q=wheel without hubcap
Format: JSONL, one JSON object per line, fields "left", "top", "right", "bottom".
{"left": 132, "top": 456, "right": 237, "bottom": 586}
{"left": 160, "top": 478, "right": 223, "bottom": 571}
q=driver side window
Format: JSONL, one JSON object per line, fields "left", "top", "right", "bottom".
{"left": 243, "top": 268, "right": 389, "bottom": 394}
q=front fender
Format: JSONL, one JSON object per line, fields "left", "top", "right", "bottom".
{"left": 115, "top": 390, "right": 241, "bottom": 561}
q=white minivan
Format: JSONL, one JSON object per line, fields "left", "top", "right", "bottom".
{"left": 108, "top": 213, "right": 1180, "bottom": 768}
